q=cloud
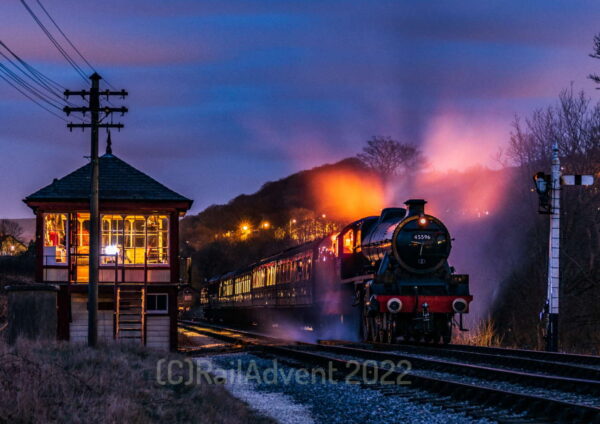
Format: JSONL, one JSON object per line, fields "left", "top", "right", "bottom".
{"left": 1, "top": 0, "right": 599, "bottom": 217}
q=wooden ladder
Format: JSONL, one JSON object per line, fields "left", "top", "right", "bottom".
{"left": 115, "top": 286, "right": 145, "bottom": 344}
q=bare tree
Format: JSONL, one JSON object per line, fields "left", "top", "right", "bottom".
{"left": 0, "top": 220, "right": 23, "bottom": 243}
{"left": 590, "top": 33, "right": 600, "bottom": 86}
{"left": 495, "top": 87, "right": 600, "bottom": 351}
{"left": 357, "top": 136, "right": 424, "bottom": 178}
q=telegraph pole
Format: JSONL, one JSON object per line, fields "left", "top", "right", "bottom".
{"left": 63, "top": 73, "right": 128, "bottom": 347}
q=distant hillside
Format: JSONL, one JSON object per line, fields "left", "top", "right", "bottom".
{"left": 179, "top": 157, "right": 384, "bottom": 282}
{"left": 180, "top": 157, "right": 382, "bottom": 249}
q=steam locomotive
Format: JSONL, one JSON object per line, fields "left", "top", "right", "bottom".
{"left": 201, "top": 199, "right": 472, "bottom": 344}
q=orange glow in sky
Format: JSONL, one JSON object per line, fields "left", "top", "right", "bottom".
{"left": 310, "top": 169, "right": 385, "bottom": 222}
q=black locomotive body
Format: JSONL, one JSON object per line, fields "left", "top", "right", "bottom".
{"left": 202, "top": 199, "right": 472, "bottom": 343}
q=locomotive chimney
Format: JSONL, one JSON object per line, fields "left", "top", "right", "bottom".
{"left": 404, "top": 199, "right": 427, "bottom": 217}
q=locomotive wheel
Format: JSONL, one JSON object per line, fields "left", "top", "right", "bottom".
{"left": 384, "top": 313, "right": 396, "bottom": 344}
{"left": 362, "top": 310, "right": 373, "bottom": 342}
{"left": 374, "top": 314, "right": 383, "bottom": 343}
{"left": 381, "top": 314, "right": 388, "bottom": 343}
{"left": 442, "top": 319, "right": 452, "bottom": 344}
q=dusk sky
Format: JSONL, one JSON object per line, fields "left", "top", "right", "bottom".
{"left": 1, "top": 0, "right": 599, "bottom": 218}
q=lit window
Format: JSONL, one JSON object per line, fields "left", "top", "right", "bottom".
{"left": 43, "top": 213, "right": 67, "bottom": 265}
{"left": 342, "top": 230, "right": 354, "bottom": 254}
{"left": 124, "top": 215, "right": 146, "bottom": 265}
{"left": 146, "top": 215, "right": 169, "bottom": 264}
{"left": 101, "top": 215, "right": 123, "bottom": 264}
{"left": 76, "top": 213, "right": 90, "bottom": 252}
{"left": 147, "top": 293, "right": 168, "bottom": 313}
{"left": 99, "top": 214, "right": 169, "bottom": 265}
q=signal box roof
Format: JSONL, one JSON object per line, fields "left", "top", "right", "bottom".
{"left": 24, "top": 153, "right": 192, "bottom": 209}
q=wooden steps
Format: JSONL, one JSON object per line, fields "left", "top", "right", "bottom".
{"left": 116, "top": 287, "right": 145, "bottom": 344}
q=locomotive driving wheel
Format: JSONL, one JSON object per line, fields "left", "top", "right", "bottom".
{"left": 374, "top": 314, "right": 384, "bottom": 343}
{"left": 442, "top": 321, "right": 452, "bottom": 344}
{"left": 362, "top": 305, "right": 375, "bottom": 342}
{"left": 385, "top": 313, "right": 397, "bottom": 344}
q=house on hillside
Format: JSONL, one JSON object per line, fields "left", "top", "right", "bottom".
{"left": 0, "top": 235, "right": 27, "bottom": 256}
{"left": 23, "top": 140, "right": 192, "bottom": 350}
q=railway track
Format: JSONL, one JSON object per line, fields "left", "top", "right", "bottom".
{"left": 437, "top": 343, "right": 600, "bottom": 367}
{"left": 367, "top": 342, "right": 600, "bottom": 380}
{"left": 179, "top": 321, "right": 600, "bottom": 423}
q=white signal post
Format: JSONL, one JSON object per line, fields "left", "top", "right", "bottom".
{"left": 545, "top": 143, "right": 560, "bottom": 352}
{"left": 536, "top": 143, "right": 595, "bottom": 352}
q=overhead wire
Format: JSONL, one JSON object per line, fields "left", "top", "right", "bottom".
{"left": 0, "top": 63, "right": 64, "bottom": 109}
{"left": 34, "top": 0, "right": 118, "bottom": 91}
{"left": 1, "top": 2, "right": 117, "bottom": 123}
{"left": 0, "top": 67, "right": 89, "bottom": 123}
{"left": 0, "top": 42, "right": 91, "bottom": 122}
{"left": 0, "top": 40, "right": 66, "bottom": 93}
{"left": 20, "top": 0, "right": 88, "bottom": 83}
{"left": 0, "top": 72, "right": 67, "bottom": 121}
{"left": 0, "top": 48, "right": 76, "bottom": 106}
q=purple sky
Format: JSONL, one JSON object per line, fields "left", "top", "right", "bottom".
{"left": 1, "top": 0, "right": 598, "bottom": 218}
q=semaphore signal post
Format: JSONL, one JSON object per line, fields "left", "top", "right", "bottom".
{"left": 533, "top": 142, "right": 595, "bottom": 352}
{"left": 63, "top": 73, "right": 128, "bottom": 348}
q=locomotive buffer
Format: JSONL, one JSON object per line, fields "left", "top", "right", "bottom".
{"left": 533, "top": 142, "right": 595, "bottom": 352}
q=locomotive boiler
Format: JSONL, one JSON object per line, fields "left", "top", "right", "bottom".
{"left": 202, "top": 199, "right": 472, "bottom": 344}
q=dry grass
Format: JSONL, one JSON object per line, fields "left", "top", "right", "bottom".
{"left": 0, "top": 337, "right": 273, "bottom": 424}
{"left": 453, "top": 318, "right": 504, "bottom": 347}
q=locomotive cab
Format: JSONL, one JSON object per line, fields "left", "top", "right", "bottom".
{"left": 338, "top": 217, "right": 377, "bottom": 280}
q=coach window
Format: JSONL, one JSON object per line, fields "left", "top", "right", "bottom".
{"left": 305, "top": 257, "right": 312, "bottom": 280}
{"left": 267, "top": 265, "right": 276, "bottom": 286}
{"left": 253, "top": 268, "right": 265, "bottom": 289}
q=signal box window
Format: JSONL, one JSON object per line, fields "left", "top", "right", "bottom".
{"left": 124, "top": 215, "right": 146, "bottom": 265}
{"left": 146, "top": 215, "right": 169, "bottom": 264}
{"left": 44, "top": 213, "right": 67, "bottom": 265}
{"left": 99, "top": 214, "right": 170, "bottom": 265}
{"left": 147, "top": 294, "right": 168, "bottom": 313}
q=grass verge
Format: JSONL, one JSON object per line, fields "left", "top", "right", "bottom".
{"left": 0, "top": 337, "right": 273, "bottom": 424}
